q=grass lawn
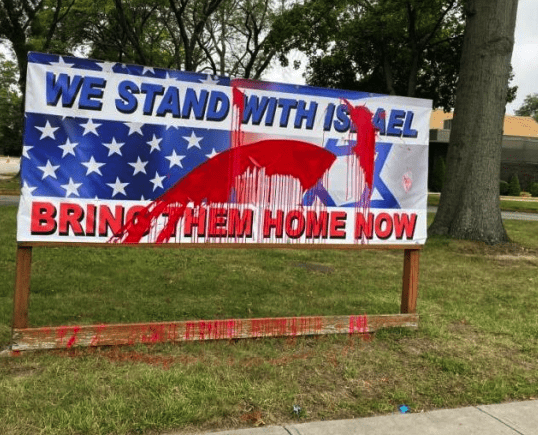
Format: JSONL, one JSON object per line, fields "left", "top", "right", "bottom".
{"left": 1, "top": 205, "right": 538, "bottom": 434}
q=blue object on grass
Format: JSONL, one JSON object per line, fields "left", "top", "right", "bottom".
{"left": 399, "top": 405, "right": 409, "bottom": 414}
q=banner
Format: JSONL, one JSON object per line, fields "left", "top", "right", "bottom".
{"left": 17, "top": 52, "right": 431, "bottom": 245}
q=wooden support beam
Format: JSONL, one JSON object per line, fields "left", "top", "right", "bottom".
{"left": 401, "top": 248, "right": 420, "bottom": 313}
{"left": 12, "top": 246, "right": 33, "bottom": 329}
{"left": 11, "top": 313, "right": 419, "bottom": 351}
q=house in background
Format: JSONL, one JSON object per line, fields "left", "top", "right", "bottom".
{"left": 429, "top": 110, "right": 538, "bottom": 191}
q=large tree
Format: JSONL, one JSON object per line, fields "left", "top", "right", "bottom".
{"left": 428, "top": 0, "right": 519, "bottom": 243}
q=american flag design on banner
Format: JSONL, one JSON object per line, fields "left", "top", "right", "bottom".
{"left": 18, "top": 52, "right": 432, "bottom": 245}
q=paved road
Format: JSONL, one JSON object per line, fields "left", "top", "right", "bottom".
{"left": 427, "top": 206, "right": 538, "bottom": 221}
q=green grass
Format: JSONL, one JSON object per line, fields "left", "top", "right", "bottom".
{"left": 1, "top": 205, "right": 538, "bottom": 434}
{"left": 428, "top": 193, "right": 538, "bottom": 214}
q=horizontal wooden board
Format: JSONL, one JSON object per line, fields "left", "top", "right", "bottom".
{"left": 11, "top": 314, "right": 418, "bottom": 351}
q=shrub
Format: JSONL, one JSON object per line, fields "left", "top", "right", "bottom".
{"left": 499, "top": 180, "right": 509, "bottom": 195}
{"left": 529, "top": 182, "right": 538, "bottom": 198}
{"left": 508, "top": 174, "right": 521, "bottom": 197}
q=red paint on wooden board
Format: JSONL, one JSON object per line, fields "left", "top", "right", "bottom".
{"left": 56, "top": 326, "right": 68, "bottom": 345}
{"left": 185, "top": 322, "right": 195, "bottom": 341}
{"left": 349, "top": 315, "right": 368, "bottom": 334}
{"left": 13, "top": 313, "right": 395, "bottom": 351}
{"left": 90, "top": 324, "right": 108, "bottom": 346}
{"left": 227, "top": 320, "right": 236, "bottom": 339}
{"left": 66, "top": 326, "right": 80, "bottom": 348}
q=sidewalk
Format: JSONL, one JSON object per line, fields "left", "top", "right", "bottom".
{"left": 209, "top": 399, "right": 538, "bottom": 435}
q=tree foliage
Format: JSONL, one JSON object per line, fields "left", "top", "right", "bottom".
{"left": 199, "top": 0, "right": 279, "bottom": 78}
{"left": 0, "top": 53, "right": 23, "bottom": 156}
{"left": 529, "top": 182, "right": 538, "bottom": 198}
{"left": 268, "top": 0, "right": 465, "bottom": 109}
{"left": 0, "top": 0, "right": 77, "bottom": 91}
{"left": 515, "top": 93, "right": 538, "bottom": 122}
{"left": 0, "top": 0, "right": 284, "bottom": 155}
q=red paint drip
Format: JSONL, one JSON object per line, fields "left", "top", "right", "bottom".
{"left": 343, "top": 100, "right": 376, "bottom": 190}
{"left": 232, "top": 87, "right": 245, "bottom": 123}
{"left": 57, "top": 326, "right": 68, "bottom": 345}
{"left": 227, "top": 320, "right": 236, "bottom": 338}
{"left": 185, "top": 322, "right": 195, "bottom": 340}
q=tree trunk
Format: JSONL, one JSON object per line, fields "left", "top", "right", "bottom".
{"left": 428, "top": 0, "right": 518, "bottom": 244}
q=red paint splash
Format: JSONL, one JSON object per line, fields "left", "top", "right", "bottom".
{"left": 403, "top": 171, "right": 413, "bottom": 192}
{"left": 111, "top": 140, "right": 336, "bottom": 244}
{"left": 232, "top": 87, "right": 245, "bottom": 150}
{"left": 57, "top": 326, "right": 68, "bottom": 345}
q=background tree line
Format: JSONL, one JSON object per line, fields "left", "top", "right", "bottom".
{"left": 0, "top": 0, "right": 477, "bottom": 156}
{"left": 0, "top": 0, "right": 521, "bottom": 155}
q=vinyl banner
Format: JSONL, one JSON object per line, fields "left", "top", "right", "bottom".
{"left": 18, "top": 52, "right": 432, "bottom": 245}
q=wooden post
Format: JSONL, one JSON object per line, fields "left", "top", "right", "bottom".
{"left": 12, "top": 246, "right": 33, "bottom": 329}
{"left": 401, "top": 248, "right": 420, "bottom": 313}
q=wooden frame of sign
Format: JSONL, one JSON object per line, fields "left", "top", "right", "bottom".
{"left": 11, "top": 242, "right": 420, "bottom": 351}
